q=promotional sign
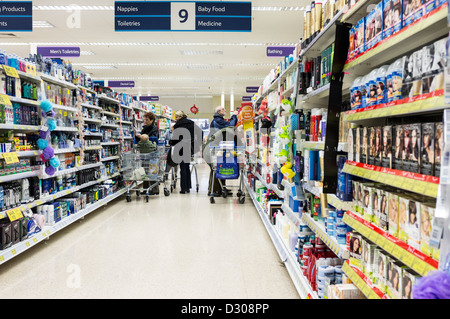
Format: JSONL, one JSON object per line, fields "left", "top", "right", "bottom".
{"left": 0, "top": 1, "right": 32, "bottom": 32}
{"left": 37, "top": 46, "right": 81, "bottom": 58}
{"left": 246, "top": 86, "right": 259, "bottom": 93}
{"left": 242, "top": 96, "right": 252, "bottom": 101}
{"left": 139, "top": 96, "right": 159, "bottom": 102}
{"left": 115, "top": 1, "right": 251, "bottom": 32}
{"left": 266, "top": 46, "right": 295, "bottom": 57}
{"left": 108, "top": 80, "right": 135, "bottom": 88}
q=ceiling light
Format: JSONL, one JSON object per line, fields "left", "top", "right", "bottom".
{"left": 33, "top": 21, "right": 55, "bottom": 28}
{"left": 83, "top": 65, "right": 117, "bottom": 70}
{"left": 180, "top": 50, "right": 223, "bottom": 55}
{"left": 186, "top": 65, "right": 223, "bottom": 70}
{"left": 33, "top": 5, "right": 114, "bottom": 10}
{"left": 80, "top": 50, "right": 95, "bottom": 56}
{"left": 252, "top": 6, "right": 304, "bottom": 11}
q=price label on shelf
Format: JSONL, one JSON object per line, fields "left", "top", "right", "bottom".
{"left": 6, "top": 207, "right": 23, "bottom": 222}
{"left": 0, "top": 94, "right": 12, "bottom": 106}
{"left": 3, "top": 65, "right": 19, "bottom": 78}
{"left": 2, "top": 152, "right": 19, "bottom": 164}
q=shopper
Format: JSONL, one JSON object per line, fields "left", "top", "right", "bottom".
{"left": 136, "top": 111, "right": 159, "bottom": 194}
{"left": 169, "top": 110, "right": 201, "bottom": 194}
{"left": 137, "top": 111, "right": 159, "bottom": 141}
{"left": 207, "top": 106, "right": 239, "bottom": 196}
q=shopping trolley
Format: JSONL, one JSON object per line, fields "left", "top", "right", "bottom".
{"left": 164, "top": 146, "right": 200, "bottom": 193}
{"left": 208, "top": 141, "right": 246, "bottom": 204}
{"left": 123, "top": 145, "right": 170, "bottom": 202}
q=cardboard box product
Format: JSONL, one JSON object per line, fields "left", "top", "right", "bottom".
{"left": 420, "top": 122, "right": 435, "bottom": 176}
{"left": 397, "top": 195, "right": 410, "bottom": 243}
{"left": 409, "top": 123, "right": 421, "bottom": 174}
{"left": 434, "top": 122, "right": 443, "bottom": 177}
{"left": 391, "top": 0, "right": 403, "bottom": 34}
{"left": 355, "top": 127, "right": 361, "bottom": 162}
{"left": 383, "top": 0, "right": 393, "bottom": 38}
{"left": 401, "top": 55, "right": 414, "bottom": 99}
{"left": 382, "top": 125, "right": 393, "bottom": 168}
{"left": 375, "top": 250, "right": 391, "bottom": 293}
{"left": 392, "top": 125, "right": 403, "bottom": 170}
{"left": 361, "top": 126, "right": 368, "bottom": 164}
{"left": 420, "top": 202, "right": 435, "bottom": 256}
{"left": 411, "top": 49, "right": 424, "bottom": 98}
{"left": 402, "top": 268, "right": 420, "bottom": 299}
{"left": 379, "top": 188, "right": 389, "bottom": 231}
{"left": 372, "top": 187, "right": 382, "bottom": 227}
{"left": 354, "top": 17, "right": 366, "bottom": 56}
{"left": 362, "top": 238, "right": 377, "bottom": 278}
{"left": 402, "top": 124, "right": 412, "bottom": 172}
{"left": 375, "top": 126, "right": 382, "bottom": 167}
{"left": 349, "top": 231, "right": 363, "bottom": 270}
{"left": 407, "top": 198, "right": 421, "bottom": 249}
{"left": 369, "top": 127, "right": 376, "bottom": 165}
{"left": 387, "top": 192, "right": 400, "bottom": 237}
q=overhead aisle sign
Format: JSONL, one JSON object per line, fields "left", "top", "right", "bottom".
{"left": 0, "top": 1, "right": 32, "bottom": 32}
{"left": 115, "top": 1, "right": 251, "bottom": 32}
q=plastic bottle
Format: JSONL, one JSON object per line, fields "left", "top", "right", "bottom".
{"left": 0, "top": 50, "right": 5, "bottom": 65}
{"left": 376, "top": 65, "right": 389, "bottom": 105}
{"left": 351, "top": 77, "right": 362, "bottom": 109}
{"left": 13, "top": 103, "right": 20, "bottom": 124}
{"left": 391, "top": 58, "right": 403, "bottom": 101}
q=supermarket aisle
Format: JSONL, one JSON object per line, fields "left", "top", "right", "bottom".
{"left": 0, "top": 162, "right": 299, "bottom": 299}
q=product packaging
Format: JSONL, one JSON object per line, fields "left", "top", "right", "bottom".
{"left": 402, "top": 268, "right": 420, "bottom": 299}
{"left": 434, "top": 121, "right": 443, "bottom": 177}
{"left": 354, "top": 17, "right": 366, "bottom": 56}
{"left": 398, "top": 194, "right": 410, "bottom": 243}
{"left": 366, "top": 69, "right": 379, "bottom": 107}
{"left": 392, "top": 125, "right": 404, "bottom": 170}
{"left": 375, "top": 126, "right": 382, "bottom": 167}
{"left": 379, "top": 188, "right": 389, "bottom": 231}
{"left": 402, "top": 124, "right": 411, "bottom": 171}
{"left": 355, "top": 127, "right": 361, "bottom": 162}
{"left": 402, "top": 0, "right": 417, "bottom": 27}
{"left": 375, "top": 249, "right": 390, "bottom": 292}
{"left": 387, "top": 191, "right": 400, "bottom": 237}
{"left": 402, "top": 55, "right": 414, "bottom": 98}
{"left": 411, "top": 49, "right": 424, "bottom": 98}
{"left": 383, "top": 0, "right": 393, "bottom": 38}
{"left": 361, "top": 127, "right": 368, "bottom": 164}
{"left": 422, "top": 38, "right": 446, "bottom": 94}
{"left": 368, "top": 127, "right": 376, "bottom": 165}
{"left": 365, "top": 3, "right": 383, "bottom": 51}
{"left": 387, "top": 260, "right": 407, "bottom": 299}
{"left": 420, "top": 122, "right": 435, "bottom": 176}
{"left": 362, "top": 238, "right": 377, "bottom": 278}
{"left": 348, "top": 231, "right": 363, "bottom": 270}
{"left": 372, "top": 187, "right": 382, "bottom": 226}
{"left": 376, "top": 65, "right": 389, "bottom": 105}
{"left": 407, "top": 198, "right": 421, "bottom": 249}
{"left": 408, "top": 123, "right": 421, "bottom": 173}
{"left": 381, "top": 125, "right": 392, "bottom": 168}
{"left": 419, "top": 202, "right": 435, "bottom": 256}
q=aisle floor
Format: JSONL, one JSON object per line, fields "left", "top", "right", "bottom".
{"left": 0, "top": 163, "right": 300, "bottom": 299}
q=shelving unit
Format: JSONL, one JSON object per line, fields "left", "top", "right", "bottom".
{"left": 245, "top": 0, "right": 450, "bottom": 299}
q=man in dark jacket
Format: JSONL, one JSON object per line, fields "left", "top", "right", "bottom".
{"left": 169, "top": 110, "right": 202, "bottom": 194}
{"left": 209, "top": 106, "right": 238, "bottom": 136}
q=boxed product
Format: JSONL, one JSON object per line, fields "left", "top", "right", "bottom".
{"left": 411, "top": 49, "right": 424, "bottom": 98}
{"left": 375, "top": 126, "right": 382, "bottom": 166}
{"left": 402, "top": 268, "right": 420, "bottom": 299}
{"left": 387, "top": 191, "right": 400, "bottom": 237}
{"left": 402, "top": 55, "right": 414, "bottom": 98}
{"left": 361, "top": 126, "right": 368, "bottom": 164}
{"left": 393, "top": 125, "right": 404, "bottom": 170}
{"left": 382, "top": 125, "right": 393, "bottom": 168}
{"left": 362, "top": 238, "right": 377, "bottom": 278}
{"left": 407, "top": 198, "right": 421, "bottom": 249}
{"left": 398, "top": 194, "right": 410, "bottom": 243}
{"left": 379, "top": 188, "right": 389, "bottom": 231}
{"left": 383, "top": 0, "right": 393, "bottom": 38}
{"left": 409, "top": 123, "right": 421, "bottom": 173}
{"left": 391, "top": 0, "right": 403, "bottom": 34}
{"left": 420, "top": 202, "right": 435, "bottom": 256}
{"left": 361, "top": 183, "right": 376, "bottom": 221}
{"left": 402, "top": 0, "right": 417, "bottom": 27}
{"left": 387, "top": 260, "right": 407, "bottom": 299}
{"left": 348, "top": 26, "right": 355, "bottom": 60}
{"left": 328, "top": 283, "right": 366, "bottom": 299}
{"left": 348, "top": 231, "right": 363, "bottom": 269}
{"left": 372, "top": 187, "right": 382, "bottom": 226}
{"left": 402, "top": 124, "right": 411, "bottom": 171}
{"left": 365, "top": 2, "right": 384, "bottom": 51}
{"left": 354, "top": 17, "right": 366, "bottom": 56}
{"left": 434, "top": 122, "right": 443, "bottom": 177}
{"left": 421, "top": 122, "right": 435, "bottom": 176}
{"left": 423, "top": 38, "right": 446, "bottom": 94}
{"left": 368, "top": 127, "right": 377, "bottom": 165}
{"left": 375, "top": 250, "right": 390, "bottom": 292}
{"left": 355, "top": 127, "right": 361, "bottom": 162}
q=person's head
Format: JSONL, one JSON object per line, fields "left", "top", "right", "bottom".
{"left": 143, "top": 112, "right": 156, "bottom": 126}
{"left": 175, "top": 110, "right": 186, "bottom": 121}
{"left": 140, "top": 134, "right": 149, "bottom": 142}
{"left": 215, "top": 105, "right": 226, "bottom": 116}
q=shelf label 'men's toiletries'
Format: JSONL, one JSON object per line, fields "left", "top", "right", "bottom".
{"left": 0, "top": 1, "right": 32, "bottom": 32}
{"left": 114, "top": 1, "right": 251, "bottom": 32}
{"left": 37, "top": 46, "right": 81, "bottom": 58}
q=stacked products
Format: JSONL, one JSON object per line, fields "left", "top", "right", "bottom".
{"left": 348, "top": 121, "right": 443, "bottom": 176}
{"left": 299, "top": 44, "right": 335, "bottom": 93}
{"left": 350, "top": 37, "right": 446, "bottom": 110}
{"left": 348, "top": 0, "right": 446, "bottom": 60}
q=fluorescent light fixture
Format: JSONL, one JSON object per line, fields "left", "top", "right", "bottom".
{"left": 33, "top": 5, "right": 114, "bottom": 10}
{"left": 33, "top": 20, "right": 55, "bottom": 28}
{"left": 186, "top": 65, "right": 223, "bottom": 70}
{"left": 180, "top": 50, "right": 223, "bottom": 55}
{"left": 80, "top": 50, "right": 95, "bottom": 56}
{"left": 252, "top": 6, "right": 305, "bottom": 11}
{"left": 83, "top": 65, "right": 117, "bottom": 70}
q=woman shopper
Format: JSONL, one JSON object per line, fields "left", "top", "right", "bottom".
{"left": 136, "top": 111, "right": 159, "bottom": 194}
{"left": 169, "top": 110, "right": 200, "bottom": 194}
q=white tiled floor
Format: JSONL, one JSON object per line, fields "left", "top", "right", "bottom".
{"left": 0, "top": 163, "right": 300, "bottom": 299}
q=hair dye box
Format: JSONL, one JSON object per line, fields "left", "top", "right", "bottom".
{"left": 379, "top": 188, "right": 389, "bottom": 231}
{"left": 401, "top": 55, "right": 414, "bottom": 98}
{"left": 402, "top": 268, "right": 420, "bottom": 299}
{"left": 354, "top": 17, "right": 366, "bottom": 56}
{"left": 419, "top": 202, "right": 435, "bottom": 256}
{"left": 387, "top": 260, "right": 407, "bottom": 299}
{"left": 420, "top": 122, "right": 435, "bottom": 176}
{"left": 411, "top": 49, "right": 424, "bottom": 98}
{"left": 368, "top": 127, "right": 376, "bottom": 165}
{"left": 434, "top": 122, "right": 443, "bottom": 177}
{"left": 391, "top": 0, "right": 403, "bottom": 34}
{"left": 355, "top": 127, "right": 361, "bottom": 163}
{"left": 387, "top": 192, "right": 400, "bottom": 237}
{"left": 402, "top": 0, "right": 418, "bottom": 27}
{"left": 402, "top": 124, "right": 412, "bottom": 172}
{"left": 382, "top": 125, "right": 393, "bottom": 168}
{"left": 397, "top": 194, "right": 410, "bottom": 243}
{"left": 375, "top": 250, "right": 391, "bottom": 293}
{"left": 392, "top": 125, "right": 404, "bottom": 170}
{"left": 409, "top": 123, "right": 421, "bottom": 173}
{"left": 375, "top": 126, "right": 382, "bottom": 167}
{"left": 362, "top": 238, "right": 377, "bottom": 278}
{"left": 407, "top": 197, "right": 421, "bottom": 249}
{"left": 383, "top": 0, "right": 393, "bottom": 38}
{"left": 361, "top": 126, "right": 368, "bottom": 164}
{"left": 365, "top": 2, "right": 384, "bottom": 51}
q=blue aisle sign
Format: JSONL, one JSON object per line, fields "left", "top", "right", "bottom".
{"left": 115, "top": 1, "right": 251, "bottom": 32}
{"left": 0, "top": 1, "right": 32, "bottom": 32}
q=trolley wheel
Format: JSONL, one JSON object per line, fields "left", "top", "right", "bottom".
{"left": 210, "top": 197, "right": 215, "bottom": 204}
{"left": 164, "top": 189, "right": 170, "bottom": 197}
{"left": 126, "top": 195, "right": 132, "bottom": 202}
{"left": 222, "top": 189, "right": 228, "bottom": 198}
{"left": 237, "top": 190, "right": 243, "bottom": 197}
{"left": 239, "top": 195, "right": 245, "bottom": 204}
{"left": 145, "top": 196, "right": 149, "bottom": 202}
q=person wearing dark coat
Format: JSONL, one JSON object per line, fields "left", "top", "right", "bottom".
{"left": 169, "top": 110, "right": 201, "bottom": 194}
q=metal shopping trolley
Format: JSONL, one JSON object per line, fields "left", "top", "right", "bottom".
{"left": 208, "top": 141, "right": 246, "bottom": 204}
{"left": 123, "top": 145, "right": 170, "bottom": 202}
{"left": 164, "top": 146, "right": 200, "bottom": 193}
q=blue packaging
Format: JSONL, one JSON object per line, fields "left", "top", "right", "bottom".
{"left": 383, "top": 0, "right": 393, "bottom": 38}
{"left": 365, "top": 3, "right": 384, "bottom": 51}
{"left": 403, "top": 0, "right": 416, "bottom": 26}
{"left": 354, "top": 17, "right": 366, "bottom": 56}
{"left": 423, "top": 0, "right": 435, "bottom": 13}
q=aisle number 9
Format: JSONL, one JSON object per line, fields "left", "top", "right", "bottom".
{"left": 171, "top": 2, "right": 195, "bottom": 30}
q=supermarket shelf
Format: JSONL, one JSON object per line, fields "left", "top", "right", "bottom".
{"left": 343, "top": 5, "right": 448, "bottom": 77}
{"left": 9, "top": 96, "right": 40, "bottom": 106}
{"left": 342, "top": 160, "right": 440, "bottom": 198}
{"left": 101, "top": 142, "right": 120, "bottom": 146}
{"left": 83, "top": 117, "right": 102, "bottom": 124}
{"left": 7, "top": 150, "right": 40, "bottom": 158}
{"left": 100, "top": 155, "right": 119, "bottom": 162}
{"left": 17, "top": 70, "right": 41, "bottom": 83}
{"left": 302, "top": 212, "right": 350, "bottom": 259}
{"left": 53, "top": 126, "right": 79, "bottom": 132}
{"left": 326, "top": 193, "right": 354, "bottom": 212}
{"left": 342, "top": 261, "right": 387, "bottom": 299}
{"left": 120, "top": 104, "right": 133, "bottom": 110}
{"left": 0, "top": 124, "right": 40, "bottom": 132}
{"left": 98, "top": 94, "right": 119, "bottom": 104}
{"left": 53, "top": 147, "right": 80, "bottom": 154}
{"left": 343, "top": 210, "right": 439, "bottom": 276}
{"left": 297, "top": 83, "right": 330, "bottom": 108}
{"left": 81, "top": 103, "right": 102, "bottom": 111}
{"left": 51, "top": 103, "right": 78, "bottom": 113}
{"left": 0, "top": 186, "right": 127, "bottom": 266}
{"left": 0, "top": 169, "right": 41, "bottom": 184}
{"left": 302, "top": 141, "right": 325, "bottom": 150}
{"left": 100, "top": 123, "right": 120, "bottom": 129}
{"left": 77, "top": 85, "right": 96, "bottom": 94}
{"left": 40, "top": 162, "right": 102, "bottom": 179}
{"left": 343, "top": 94, "right": 447, "bottom": 124}
{"left": 301, "top": 9, "right": 344, "bottom": 58}
{"left": 340, "top": 0, "right": 380, "bottom": 24}
{"left": 245, "top": 181, "right": 317, "bottom": 299}
{"left": 120, "top": 120, "right": 133, "bottom": 125}
{"left": 84, "top": 131, "right": 103, "bottom": 138}
{"left": 39, "top": 73, "right": 78, "bottom": 90}
{"left": 101, "top": 110, "right": 120, "bottom": 117}
{"left": 84, "top": 145, "right": 102, "bottom": 150}
{"left": 302, "top": 181, "right": 323, "bottom": 197}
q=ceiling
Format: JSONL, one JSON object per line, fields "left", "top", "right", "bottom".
{"left": 1, "top": 0, "right": 306, "bottom": 99}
